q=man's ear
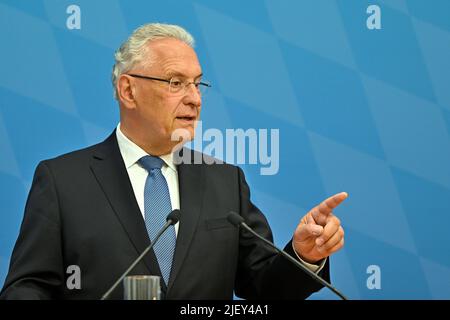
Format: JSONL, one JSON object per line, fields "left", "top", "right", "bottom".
{"left": 117, "top": 74, "right": 137, "bottom": 109}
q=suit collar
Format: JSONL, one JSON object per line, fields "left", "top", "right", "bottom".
{"left": 167, "top": 151, "right": 205, "bottom": 293}
{"left": 90, "top": 131, "right": 166, "bottom": 292}
{"left": 91, "top": 132, "right": 207, "bottom": 296}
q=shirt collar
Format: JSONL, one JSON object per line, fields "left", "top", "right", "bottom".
{"left": 116, "top": 123, "right": 177, "bottom": 171}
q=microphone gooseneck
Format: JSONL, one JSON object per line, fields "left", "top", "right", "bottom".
{"left": 100, "top": 209, "right": 181, "bottom": 300}
{"left": 227, "top": 211, "right": 348, "bottom": 300}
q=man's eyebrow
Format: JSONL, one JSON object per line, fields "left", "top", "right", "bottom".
{"left": 166, "top": 71, "right": 203, "bottom": 79}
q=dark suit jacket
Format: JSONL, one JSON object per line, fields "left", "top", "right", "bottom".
{"left": 0, "top": 131, "right": 329, "bottom": 300}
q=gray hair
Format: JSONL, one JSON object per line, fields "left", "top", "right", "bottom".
{"left": 112, "top": 23, "right": 195, "bottom": 100}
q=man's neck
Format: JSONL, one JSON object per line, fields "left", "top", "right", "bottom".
{"left": 119, "top": 123, "right": 175, "bottom": 156}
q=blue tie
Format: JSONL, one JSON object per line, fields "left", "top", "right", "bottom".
{"left": 139, "top": 155, "right": 176, "bottom": 286}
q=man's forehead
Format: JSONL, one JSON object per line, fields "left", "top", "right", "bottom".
{"left": 149, "top": 38, "right": 196, "bottom": 61}
{"left": 148, "top": 38, "right": 201, "bottom": 76}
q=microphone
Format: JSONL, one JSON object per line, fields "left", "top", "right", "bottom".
{"left": 227, "top": 211, "right": 348, "bottom": 300}
{"left": 100, "top": 209, "right": 181, "bottom": 300}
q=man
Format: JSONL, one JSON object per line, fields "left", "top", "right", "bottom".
{"left": 0, "top": 23, "right": 346, "bottom": 299}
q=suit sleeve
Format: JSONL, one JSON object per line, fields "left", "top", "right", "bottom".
{"left": 234, "top": 167, "right": 330, "bottom": 299}
{"left": 0, "top": 161, "right": 64, "bottom": 299}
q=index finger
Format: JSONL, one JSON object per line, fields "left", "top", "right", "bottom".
{"left": 317, "top": 192, "right": 348, "bottom": 216}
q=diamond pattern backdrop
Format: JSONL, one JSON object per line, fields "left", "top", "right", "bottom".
{"left": 1, "top": 0, "right": 449, "bottom": 299}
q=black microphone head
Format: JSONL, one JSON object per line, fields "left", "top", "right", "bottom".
{"left": 167, "top": 209, "right": 181, "bottom": 225}
{"left": 227, "top": 211, "right": 244, "bottom": 227}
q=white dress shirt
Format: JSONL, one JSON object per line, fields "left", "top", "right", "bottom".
{"left": 116, "top": 124, "right": 180, "bottom": 235}
{"left": 115, "top": 123, "right": 324, "bottom": 273}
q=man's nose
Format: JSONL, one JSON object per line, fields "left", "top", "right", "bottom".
{"left": 183, "top": 83, "right": 202, "bottom": 107}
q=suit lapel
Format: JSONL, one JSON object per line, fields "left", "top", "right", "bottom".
{"left": 89, "top": 132, "right": 164, "bottom": 287}
{"left": 167, "top": 149, "right": 205, "bottom": 293}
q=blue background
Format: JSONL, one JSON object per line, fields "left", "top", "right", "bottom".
{"left": 1, "top": 0, "right": 450, "bottom": 299}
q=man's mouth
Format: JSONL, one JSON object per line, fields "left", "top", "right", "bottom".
{"left": 176, "top": 116, "right": 196, "bottom": 121}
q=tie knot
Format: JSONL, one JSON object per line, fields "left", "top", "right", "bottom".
{"left": 139, "top": 155, "right": 165, "bottom": 171}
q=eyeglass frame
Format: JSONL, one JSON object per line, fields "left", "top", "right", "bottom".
{"left": 126, "top": 73, "right": 211, "bottom": 95}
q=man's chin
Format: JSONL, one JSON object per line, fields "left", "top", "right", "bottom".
{"left": 171, "top": 126, "right": 195, "bottom": 147}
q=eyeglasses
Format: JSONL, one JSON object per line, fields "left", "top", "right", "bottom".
{"left": 127, "top": 74, "right": 211, "bottom": 96}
